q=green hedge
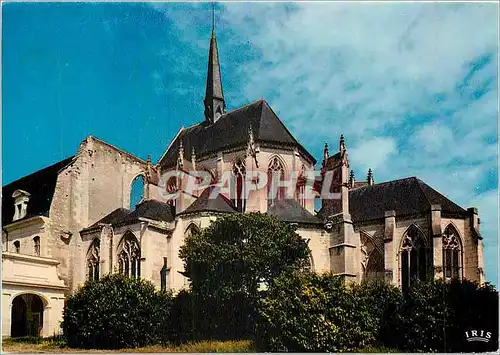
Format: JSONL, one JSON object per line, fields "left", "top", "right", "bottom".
{"left": 256, "top": 272, "right": 385, "bottom": 352}
{"left": 62, "top": 274, "right": 173, "bottom": 349}
{"left": 179, "top": 213, "right": 310, "bottom": 341}
{"left": 62, "top": 272, "right": 498, "bottom": 352}
{"left": 255, "top": 272, "right": 498, "bottom": 352}
{"left": 386, "top": 278, "right": 499, "bottom": 352}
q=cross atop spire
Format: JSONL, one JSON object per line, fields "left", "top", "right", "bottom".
{"left": 212, "top": 1, "right": 215, "bottom": 32}
{"left": 204, "top": 2, "right": 225, "bottom": 124}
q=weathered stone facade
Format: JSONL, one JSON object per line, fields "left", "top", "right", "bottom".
{"left": 2, "top": 27, "right": 485, "bottom": 338}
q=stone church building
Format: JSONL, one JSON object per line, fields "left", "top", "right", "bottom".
{"left": 2, "top": 28, "right": 485, "bottom": 338}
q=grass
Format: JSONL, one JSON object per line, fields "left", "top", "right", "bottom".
{"left": 1, "top": 337, "right": 255, "bottom": 353}
{"left": 358, "top": 346, "right": 400, "bottom": 353}
{"left": 2, "top": 337, "right": 401, "bottom": 353}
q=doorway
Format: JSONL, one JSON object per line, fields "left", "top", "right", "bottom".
{"left": 10, "top": 294, "right": 44, "bottom": 337}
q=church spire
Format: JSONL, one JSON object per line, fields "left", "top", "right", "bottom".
{"left": 204, "top": 3, "right": 225, "bottom": 124}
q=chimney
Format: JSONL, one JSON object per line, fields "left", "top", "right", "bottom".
{"left": 367, "top": 168, "right": 374, "bottom": 186}
{"left": 349, "top": 169, "right": 355, "bottom": 188}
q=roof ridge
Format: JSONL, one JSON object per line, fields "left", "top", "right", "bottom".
{"left": 220, "top": 99, "right": 264, "bottom": 117}
{"left": 415, "top": 178, "right": 433, "bottom": 207}
{"left": 259, "top": 100, "right": 295, "bottom": 142}
{"left": 2, "top": 156, "right": 75, "bottom": 187}
{"left": 258, "top": 101, "right": 316, "bottom": 164}
{"left": 415, "top": 178, "right": 466, "bottom": 212}
{"left": 157, "top": 127, "right": 185, "bottom": 166}
{"left": 183, "top": 186, "right": 237, "bottom": 213}
{"left": 216, "top": 189, "right": 237, "bottom": 210}
{"left": 137, "top": 198, "right": 171, "bottom": 207}
{"left": 350, "top": 176, "right": 418, "bottom": 191}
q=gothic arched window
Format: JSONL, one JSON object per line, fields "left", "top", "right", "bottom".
{"left": 185, "top": 224, "right": 200, "bottom": 238}
{"left": 400, "top": 225, "right": 429, "bottom": 292}
{"left": 296, "top": 164, "right": 307, "bottom": 208}
{"left": 117, "top": 233, "right": 141, "bottom": 278}
{"left": 267, "top": 156, "right": 285, "bottom": 205}
{"left": 232, "top": 159, "right": 246, "bottom": 212}
{"left": 166, "top": 176, "right": 178, "bottom": 211}
{"left": 86, "top": 239, "right": 100, "bottom": 281}
{"left": 130, "top": 175, "right": 145, "bottom": 209}
{"left": 360, "top": 232, "right": 384, "bottom": 282}
{"left": 443, "top": 225, "right": 462, "bottom": 280}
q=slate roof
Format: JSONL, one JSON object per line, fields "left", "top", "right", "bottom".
{"left": 159, "top": 100, "right": 316, "bottom": 166}
{"left": 86, "top": 200, "right": 175, "bottom": 231}
{"left": 347, "top": 177, "right": 468, "bottom": 223}
{"left": 267, "top": 199, "right": 323, "bottom": 225}
{"left": 205, "top": 30, "right": 224, "bottom": 102}
{"left": 2, "top": 156, "right": 74, "bottom": 226}
{"left": 124, "top": 199, "right": 176, "bottom": 223}
{"left": 179, "top": 187, "right": 237, "bottom": 215}
{"left": 88, "top": 208, "right": 131, "bottom": 228}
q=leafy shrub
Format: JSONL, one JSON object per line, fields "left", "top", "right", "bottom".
{"left": 444, "top": 280, "right": 499, "bottom": 352}
{"left": 352, "top": 280, "right": 404, "bottom": 346}
{"left": 62, "top": 274, "right": 173, "bottom": 349}
{"left": 180, "top": 213, "right": 310, "bottom": 340}
{"left": 256, "top": 273, "right": 498, "bottom": 353}
{"left": 386, "top": 279, "right": 499, "bottom": 352}
{"left": 256, "top": 271, "right": 380, "bottom": 352}
{"left": 167, "top": 289, "right": 195, "bottom": 343}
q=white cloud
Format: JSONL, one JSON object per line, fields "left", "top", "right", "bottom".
{"left": 349, "top": 137, "right": 396, "bottom": 173}
{"left": 153, "top": 2, "right": 498, "bottom": 282}
{"left": 468, "top": 189, "right": 499, "bottom": 284}
{"left": 220, "top": 2, "right": 498, "bottom": 282}
{"left": 414, "top": 123, "right": 454, "bottom": 155}
{"left": 469, "top": 189, "right": 498, "bottom": 243}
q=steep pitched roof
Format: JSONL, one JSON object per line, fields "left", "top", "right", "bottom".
{"left": 267, "top": 199, "right": 323, "bottom": 225}
{"left": 180, "top": 186, "right": 237, "bottom": 215}
{"left": 159, "top": 100, "right": 316, "bottom": 166}
{"left": 89, "top": 208, "right": 131, "bottom": 228}
{"left": 2, "top": 156, "right": 74, "bottom": 226}
{"left": 205, "top": 30, "right": 224, "bottom": 103}
{"left": 348, "top": 177, "right": 467, "bottom": 223}
{"left": 85, "top": 199, "right": 175, "bottom": 231}
{"left": 123, "top": 199, "right": 175, "bottom": 223}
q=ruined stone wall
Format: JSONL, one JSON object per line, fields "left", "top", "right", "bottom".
{"left": 84, "top": 138, "right": 147, "bottom": 222}
{"left": 48, "top": 136, "right": 149, "bottom": 292}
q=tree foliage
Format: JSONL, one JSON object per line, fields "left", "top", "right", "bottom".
{"left": 256, "top": 272, "right": 393, "bottom": 352}
{"left": 179, "top": 213, "right": 311, "bottom": 339}
{"left": 62, "top": 274, "right": 173, "bottom": 349}
{"left": 256, "top": 272, "right": 498, "bottom": 353}
{"left": 386, "top": 278, "right": 499, "bottom": 352}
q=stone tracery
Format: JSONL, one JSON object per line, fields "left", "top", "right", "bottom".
{"left": 117, "top": 233, "right": 140, "bottom": 278}
{"left": 86, "top": 239, "right": 100, "bottom": 281}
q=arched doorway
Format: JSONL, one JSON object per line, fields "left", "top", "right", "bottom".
{"left": 11, "top": 294, "right": 45, "bottom": 337}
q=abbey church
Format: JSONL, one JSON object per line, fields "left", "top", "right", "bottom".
{"left": 2, "top": 28, "right": 485, "bottom": 338}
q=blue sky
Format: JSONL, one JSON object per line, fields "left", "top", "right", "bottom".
{"left": 2, "top": 2, "right": 498, "bottom": 284}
